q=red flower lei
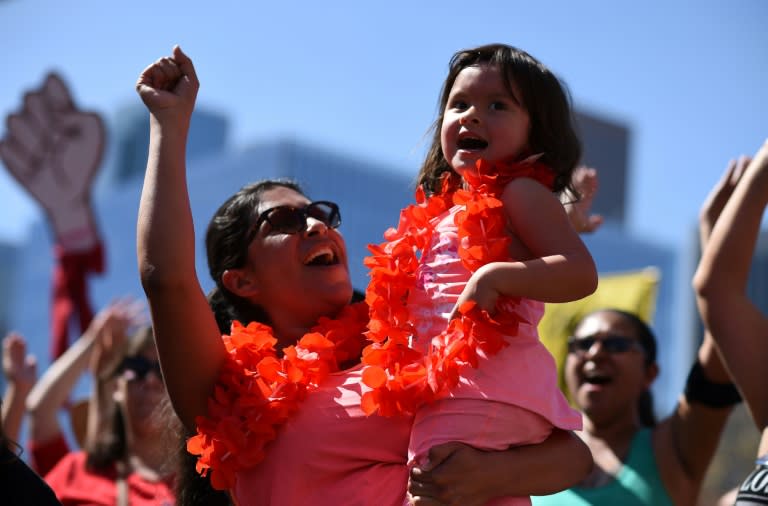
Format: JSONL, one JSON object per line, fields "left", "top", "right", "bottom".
{"left": 360, "top": 157, "right": 555, "bottom": 416}
{"left": 188, "top": 157, "right": 555, "bottom": 490}
{"left": 186, "top": 302, "right": 369, "bottom": 490}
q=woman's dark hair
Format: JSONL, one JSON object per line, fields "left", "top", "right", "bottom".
{"left": 204, "top": 179, "right": 305, "bottom": 331}
{"left": 84, "top": 326, "right": 156, "bottom": 470}
{"left": 175, "top": 427, "right": 233, "bottom": 505}
{"left": 580, "top": 308, "right": 659, "bottom": 428}
{"left": 173, "top": 180, "right": 305, "bottom": 505}
{"left": 417, "top": 43, "right": 582, "bottom": 197}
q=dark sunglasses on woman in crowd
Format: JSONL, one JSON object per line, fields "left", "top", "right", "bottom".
{"left": 117, "top": 355, "right": 162, "bottom": 381}
{"left": 567, "top": 334, "right": 642, "bottom": 356}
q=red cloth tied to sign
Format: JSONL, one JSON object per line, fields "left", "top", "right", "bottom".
{"left": 50, "top": 242, "right": 105, "bottom": 359}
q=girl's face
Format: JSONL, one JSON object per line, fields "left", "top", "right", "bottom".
{"left": 440, "top": 64, "right": 531, "bottom": 178}
{"left": 239, "top": 186, "right": 352, "bottom": 330}
{"left": 564, "top": 311, "right": 657, "bottom": 424}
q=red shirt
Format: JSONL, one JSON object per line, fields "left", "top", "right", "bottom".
{"left": 29, "top": 433, "right": 70, "bottom": 476}
{"left": 44, "top": 451, "right": 175, "bottom": 506}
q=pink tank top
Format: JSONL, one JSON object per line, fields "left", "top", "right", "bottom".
{"left": 408, "top": 205, "right": 581, "bottom": 429}
{"left": 233, "top": 365, "right": 413, "bottom": 505}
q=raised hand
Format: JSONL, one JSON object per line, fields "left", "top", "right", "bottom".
{"left": 0, "top": 73, "right": 105, "bottom": 251}
{"left": 135, "top": 45, "right": 199, "bottom": 122}
{"left": 88, "top": 298, "right": 147, "bottom": 381}
{"left": 563, "top": 166, "right": 603, "bottom": 234}
{"left": 2, "top": 332, "right": 37, "bottom": 390}
{"left": 699, "top": 156, "right": 749, "bottom": 247}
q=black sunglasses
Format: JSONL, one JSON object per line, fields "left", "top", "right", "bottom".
{"left": 247, "top": 201, "right": 341, "bottom": 242}
{"left": 567, "top": 334, "right": 641, "bottom": 355}
{"left": 118, "top": 356, "right": 162, "bottom": 381}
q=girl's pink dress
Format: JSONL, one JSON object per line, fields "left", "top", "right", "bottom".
{"left": 407, "top": 204, "right": 582, "bottom": 506}
{"left": 233, "top": 365, "right": 413, "bottom": 506}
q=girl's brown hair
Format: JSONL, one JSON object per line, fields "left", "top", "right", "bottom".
{"left": 417, "top": 43, "right": 582, "bottom": 197}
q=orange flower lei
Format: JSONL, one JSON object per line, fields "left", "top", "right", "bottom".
{"left": 360, "top": 157, "right": 555, "bottom": 416}
{"left": 188, "top": 157, "right": 554, "bottom": 490}
{"left": 187, "top": 302, "right": 369, "bottom": 490}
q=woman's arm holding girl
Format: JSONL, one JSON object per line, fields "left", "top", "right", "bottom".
{"left": 408, "top": 429, "right": 591, "bottom": 506}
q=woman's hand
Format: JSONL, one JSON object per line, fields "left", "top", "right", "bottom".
{"left": 408, "top": 442, "right": 495, "bottom": 506}
{"left": 135, "top": 45, "right": 199, "bottom": 123}
{"left": 89, "top": 298, "right": 146, "bottom": 380}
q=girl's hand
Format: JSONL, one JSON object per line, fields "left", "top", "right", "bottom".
{"left": 135, "top": 45, "right": 199, "bottom": 121}
{"left": 449, "top": 263, "right": 499, "bottom": 320}
{"left": 2, "top": 333, "right": 37, "bottom": 390}
{"left": 563, "top": 166, "right": 603, "bottom": 234}
{"left": 408, "top": 442, "right": 495, "bottom": 506}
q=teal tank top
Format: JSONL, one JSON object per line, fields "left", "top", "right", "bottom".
{"left": 531, "top": 428, "right": 674, "bottom": 506}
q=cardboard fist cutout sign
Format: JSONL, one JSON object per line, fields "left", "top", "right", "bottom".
{"left": 0, "top": 73, "right": 107, "bottom": 359}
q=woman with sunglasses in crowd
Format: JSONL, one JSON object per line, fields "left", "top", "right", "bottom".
{"left": 136, "top": 46, "right": 592, "bottom": 506}
{"left": 533, "top": 154, "right": 745, "bottom": 506}
{"left": 38, "top": 319, "right": 177, "bottom": 505}
{"left": 26, "top": 300, "right": 140, "bottom": 476}
{"left": 695, "top": 140, "right": 768, "bottom": 505}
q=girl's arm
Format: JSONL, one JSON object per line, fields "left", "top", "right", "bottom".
{"left": 456, "top": 178, "right": 597, "bottom": 315}
{"left": 694, "top": 139, "right": 768, "bottom": 452}
{"left": 408, "top": 430, "right": 591, "bottom": 505}
{"left": 135, "top": 46, "right": 226, "bottom": 430}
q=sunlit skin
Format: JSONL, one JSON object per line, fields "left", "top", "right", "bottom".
{"left": 441, "top": 64, "right": 531, "bottom": 178}
{"left": 225, "top": 186, "right": 353, "bottom": 349}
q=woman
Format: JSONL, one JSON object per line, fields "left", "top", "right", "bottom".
{"left": 532, "top": 154, "right": 746, "bottom": 505}
{"left": 26, "top": 300, "right": 141, "bottom": 475}
{"left": 136, "top": 46, "right": 592, "bottom": 505}
{"left": 40, "top": 324, "right": 176, "bottom": 505}
{"left": 694, "top": 139, "right": 768, "bottom": 505}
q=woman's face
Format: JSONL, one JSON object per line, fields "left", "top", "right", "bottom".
{"left": 564, "top": 311, "right": 656, "bottom": 424}
{"left": 240, "top": 186, "right": 352, "bottom": 329}
{"left": 115, "top": 345, "right": 166, "bottom": 438}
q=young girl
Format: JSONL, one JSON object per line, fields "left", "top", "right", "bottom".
{"left": 362, "top": 44, "right": 597, "bottom": 506}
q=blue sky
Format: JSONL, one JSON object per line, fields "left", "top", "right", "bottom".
{"left": 1, "top": 0, "right": 766, "bottom": 247}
